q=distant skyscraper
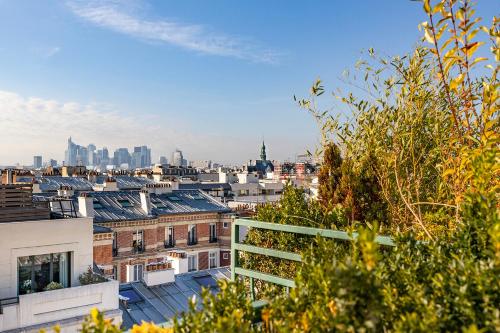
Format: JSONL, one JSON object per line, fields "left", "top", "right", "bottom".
{"left": 65, "top": 137, "right": 77, "bottom": 166}
{"left": 88, "top": 144, "right": 96, "bottom": 166}
{"left": 113, "top": 148, "right": 131, "bottom": 168}
{"left": 49, "top": 159, "right": 57, "bottom": 167}
{"left": 159, "top": 156, "right": 168, "bottom": 164}
{"left": 33, "top": 156, "right": 42, "bottom": 169}
{"left": 171, "top": 149, "right": 184, "bottom": 167}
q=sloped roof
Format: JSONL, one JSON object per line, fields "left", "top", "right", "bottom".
{"left": 78, "top": 190, "right": 231, "bottom": 223}
{"left": 94, "top": 176, "right": 155, "bottom": 190}
{"left": 37, "top": 176, "right": 93, "bottom": 192}
{"left": 120, "top": 267, "right": 230, "bottom": 328}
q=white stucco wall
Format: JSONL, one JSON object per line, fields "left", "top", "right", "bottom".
{"left": 0, "top": 217, "right": 93, "bottom": 299}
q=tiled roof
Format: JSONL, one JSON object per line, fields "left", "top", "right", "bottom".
{"left": 120, "top": 267, "right": 230, "bottom": 328}
{"left": 37, "top": 176, "right": 93, "bottom": 192}
{"left": 94, "top": 176, "right": 155, "bottom": 190}
{"left": 79, "top": 190, "right": 231, "bottom": 223}
{"left": 178, "top": 183, "right": 231, "bottom": 191}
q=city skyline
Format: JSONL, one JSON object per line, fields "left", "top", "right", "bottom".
{"left": 1, "top": 1, "right": 496, "bottom": 165}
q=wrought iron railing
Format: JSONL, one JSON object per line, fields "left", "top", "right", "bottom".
{"left": 230, "top": 218, "right": 395, "bottom": 303}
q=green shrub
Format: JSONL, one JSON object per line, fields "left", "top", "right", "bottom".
{"left": 43, "top": 281, "right": 63, "bottom": 291}
{"left": 79, "top": 267, "right": 107, "bottom": 285}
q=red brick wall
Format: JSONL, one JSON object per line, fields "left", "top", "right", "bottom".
{"left": 219, "top": 220, "right": 231, "bottom": 237}
{"left": 220, "top": 250, "right": 231, "bottom": 267}
{"left": 175, "top": 224, "right": 188, "bottom": 242}
{"left": 198, "top": 251, "right": 208, "bottom": 270}
{"left": 157, "top": 226, "right": 165, "bottom": 244}
{"left": 119, "top": 262, "right": 127, "bottom": 283}
{"left": 198, "top": 223, "right": 209, "bottom": 238}
{"left": 117, "top": 230, "right": 132, "bottom": 249}
{"left": 93, "top": 244, "right": 112, "bottom": 266}
{"left": 145, "top": 228, "right": 157, "bottom": 249}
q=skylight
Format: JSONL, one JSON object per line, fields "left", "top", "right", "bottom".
{"left": 93, "top": 200, "right": 104, "bottom": 209}
{"left": 117, "top": 199, "right": 133, "bottom": 208}
{"left": 167, "top": 196, "right": 181, "bottom": 202}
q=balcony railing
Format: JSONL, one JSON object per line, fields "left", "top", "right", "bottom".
{"left": 187, "top": 239, "right": 198, "bottom": 246}
{"left": 164, "top": 240, "right": 176, "bottom": 248}
{"left": 209, "top": 236, "right": 218, "bottom": 243}
{"left": 112, "top": 248, "right": 118, "bottom": 257}
{"left": 133, "top": 244, "right": 144, "bottom": 254}
{"left": 230, "top": 218, "right": 395, "bottom": 306}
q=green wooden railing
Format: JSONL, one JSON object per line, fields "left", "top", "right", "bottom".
{"left": 230, "top": 218, "right": 395, "bottom": 302}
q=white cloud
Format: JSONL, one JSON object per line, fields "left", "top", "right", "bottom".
{"left": 45, "top": 46, "right": 61, "bottom": 57}
{"left": 0, "top": 90, "right": 271, "bottom": 166}
{"left": 67, "top": 1, "right": 280, "bottom": 64}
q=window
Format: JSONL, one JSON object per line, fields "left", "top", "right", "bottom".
{"left": 188, "top": 255, "right": 197, "bottom": 272}
{"left": 18, "top": 252, "right": 70, "bottom": 295}
{"left": 209, "top": 223, "right": 217, "bottom": 243}
{"left": 167, "top": 195, "right": 181, "bottom": 201}
{"left": 126, "top": 264, "right": 143, "bottom": 282}
{"left": 209, "top": 251, "right": 217, "bottom": 269}
{"left": 93, "top": 199, "right": 104, "bottom": 209}
{"left": 191, "top": 193, "right": 205, "bottom": 200}
{"left": 112, "top": 232, "right": 118, "bottom": 257}
{"left": 223, "top": 252, "right": 229, "bottom": 260}
{"left": 132, "top": 230, "right": 144, "bottom": 253}
{"left": 188, "top": 225, "right": 197, "bottom": 245}
{"left": 118, "top": 199, "right": 133, "bottom": 208}
{"left": 223, "top": 222, "right": 229, "bottom": 229}
{"left": 112, "top": 265, "right": 118, "bottom": 280}
{"left": 165, "top": 226, "right": 175, "bottom": 248}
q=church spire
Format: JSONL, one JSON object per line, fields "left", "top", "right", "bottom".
{"left": 260, "top": 141, "right": 267, "bottom": 161}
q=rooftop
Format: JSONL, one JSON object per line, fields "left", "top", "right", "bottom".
{"left": 80, "top": 190, "right": 231, "bottom": 223}
{"left": 120, "top": 267, "right": 230, "bottom": 328}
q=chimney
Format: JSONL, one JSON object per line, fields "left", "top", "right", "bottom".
{"left": 32, "top": 180, "right": 41, "bottom": 194}
{"left": 104, "top": 177, "right": 118, "bottom": 191}
{"left": 78, "top": 193, "right": 94, "bottom": 218}
{"left": 57, "top": 185, "right": 74, "bottom": 197}
{"left": 140, "top": 190, "right": 151, "bottom": 215}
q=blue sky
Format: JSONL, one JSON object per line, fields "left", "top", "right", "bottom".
{"left": 0, "top": 0, "right": 497, "bottom": 165}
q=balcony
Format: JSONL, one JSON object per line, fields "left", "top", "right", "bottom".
{"left": 0, "top": 279, "right": 120, "bottom": 331}
{"left": 164, "top": 240, "right": 175, "bottom": 248}
{"left": 209, "top": 236, "right": 218, "bottom": 243}
{"left": 112, "top": 247, "right": 118, "bottom": 257}
{"left": 187, "top": 239, "right": 198, "bottom": 246}
{"left": 133, "top": 243, "right": 144, "bottom": 254}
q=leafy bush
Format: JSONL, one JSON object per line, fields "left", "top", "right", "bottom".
{"left": 79, "top": 267, "right": 107, "bottom": 285}
{"left": 44, "top": 281, "right": 63, "bottom": 291}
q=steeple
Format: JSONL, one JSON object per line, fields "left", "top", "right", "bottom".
{"left": 260, "top": 141, "right": 267, "bottom": 161}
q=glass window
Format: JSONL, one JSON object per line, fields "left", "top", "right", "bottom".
{"left": 209, "top": 252, "right": 217, "bottom": 269}
{"left": 188, "top": 255, "right": 197, "bottom": 272}
{"left": 132, "top": 230, "right": 144, "bottom": 253}
{"left": 133, "top": 264, "right": 143, "bottom": 281}
{"left": 165, "top": 226, "right": 175, "bottom": 247}
{"left": 209, "top": 223, "right": 217, "bottom": 242}
{"left": 118, "top": 199, "right": 133, "bottom": 207}
{"left": 18, "top": 252, "right": 70, "bottom": 295}
{"left": 188, "top": 225, "right": 197, "bottom": 245}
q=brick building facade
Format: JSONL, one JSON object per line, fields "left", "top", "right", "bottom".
{"left": 86, "top": 189, "right": 233, "bottom": 283}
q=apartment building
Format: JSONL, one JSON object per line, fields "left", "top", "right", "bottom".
{"left": 79, "top": 186, "right": 233, "bottom": 283}
{"left": 0, "top": 185, "right": 120, "bottom": 332}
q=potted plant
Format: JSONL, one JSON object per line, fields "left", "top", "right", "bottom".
{"left": 44, "top": 281, "right": 63, "bottom": 291}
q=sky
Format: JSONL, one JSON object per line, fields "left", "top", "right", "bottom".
{"left": 0, "top": 0, "right": 497, "bottom": 166}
